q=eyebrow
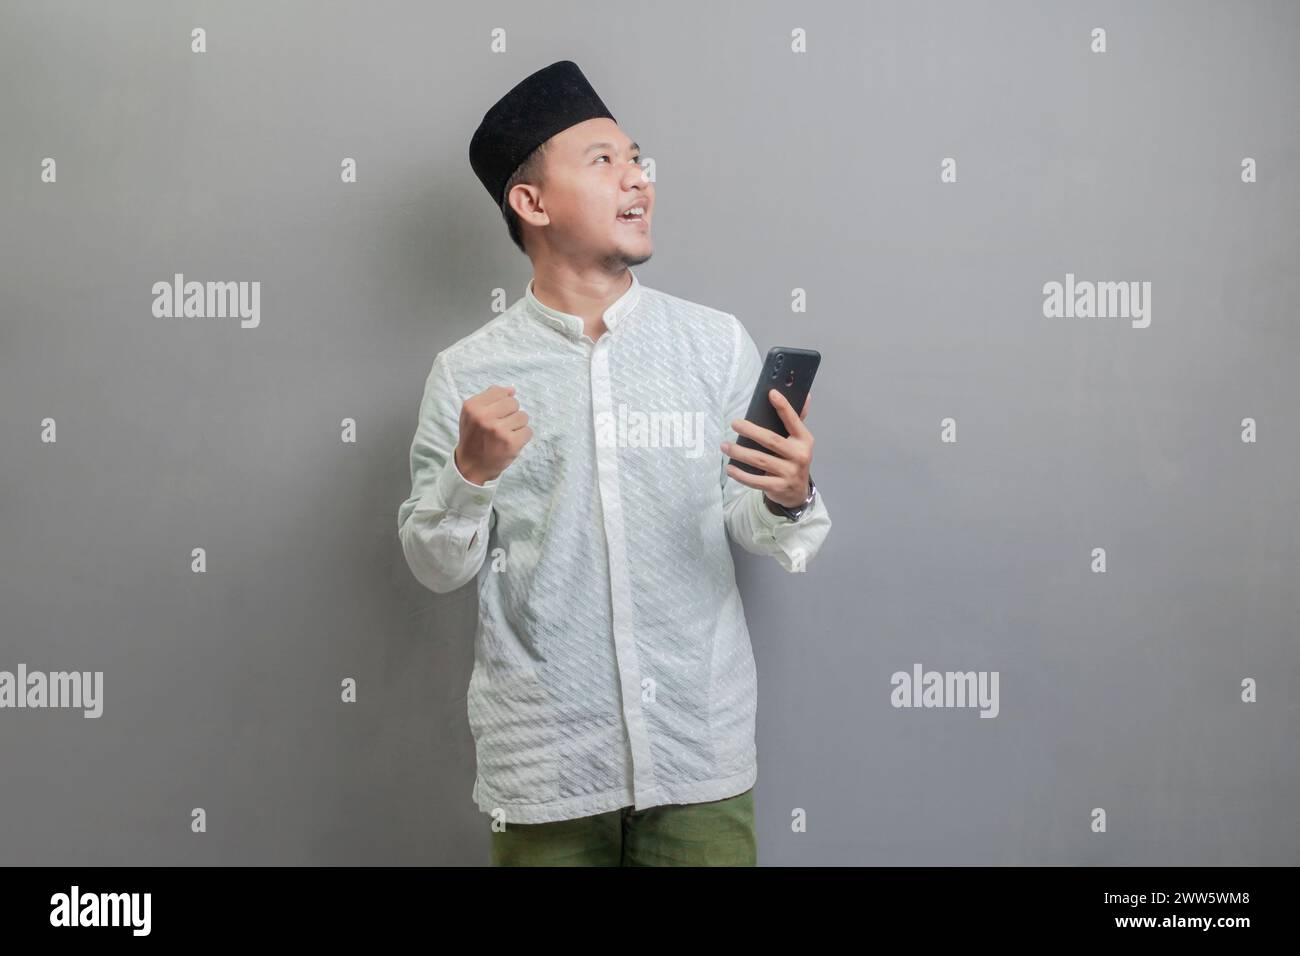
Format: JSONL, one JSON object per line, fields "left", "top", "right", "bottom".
{"left": 584, "top": 141, "right": 640, "bottom": 155}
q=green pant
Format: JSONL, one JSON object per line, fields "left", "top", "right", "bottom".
{"left": 490, "top": 787, "right": 757, "bottom": 866}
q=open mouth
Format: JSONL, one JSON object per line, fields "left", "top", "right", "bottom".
{"left": 617, "top": 205, "right": 647, "bottom": 224}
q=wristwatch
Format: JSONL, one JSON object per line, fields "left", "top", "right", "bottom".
{"left": 764, "top": 474, "right": 817, "bottom": 522}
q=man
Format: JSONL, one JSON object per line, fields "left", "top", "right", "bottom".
{"left": 398, "top": 60, "right": 831, "bottom": 866}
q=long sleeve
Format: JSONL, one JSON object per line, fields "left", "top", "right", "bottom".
{"left": 398, "top": 352, "right": 499, "bottom": 594}
{"left": 720, "top": 317, "right": 832, "bottom": 573}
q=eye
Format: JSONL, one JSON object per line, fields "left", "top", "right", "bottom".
{"left": 595, "top": 154, "right": 611, "bottom": 164}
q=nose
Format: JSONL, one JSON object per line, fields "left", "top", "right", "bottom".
{"left": 623, "top": 161, "right": 652, "bottom": 192}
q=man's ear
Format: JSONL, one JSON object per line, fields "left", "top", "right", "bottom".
{"left": 510, "top": 184, "right": 545, "bottom": 226}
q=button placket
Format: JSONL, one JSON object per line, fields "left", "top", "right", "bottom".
{"left": 588, "top": 331, "right": 656, "bottom": 807}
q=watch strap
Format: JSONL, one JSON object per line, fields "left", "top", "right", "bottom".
{"left": 765, "top": 474, "right": 816, "bottom": 522}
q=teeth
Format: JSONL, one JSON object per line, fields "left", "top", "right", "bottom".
{"left": 621, "top": 207, "right": 645, "bottom": 217}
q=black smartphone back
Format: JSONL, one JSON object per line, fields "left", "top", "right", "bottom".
{"left": 728, "top": 346, "right": 821, "bottom": 476}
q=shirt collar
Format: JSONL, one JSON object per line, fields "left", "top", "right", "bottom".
{"left": 524, "top": 269, "right": 642, "bottom": 340}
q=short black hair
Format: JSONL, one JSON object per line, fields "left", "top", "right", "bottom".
{"left": 500, "top": 139, "right": 552, "bottom": 256}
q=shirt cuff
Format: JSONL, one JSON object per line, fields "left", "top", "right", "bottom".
{"left": 751, "top": 487, "right": 791, "bottom": 531}
{"left": 423, "top": 451, "right": 498, "bottom": 520}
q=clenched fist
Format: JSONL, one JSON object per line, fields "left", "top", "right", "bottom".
{"left": 453, "top": 385, "right": 533, "bottom": 486}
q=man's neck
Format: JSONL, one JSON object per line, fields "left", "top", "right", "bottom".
{"left": 530, "top": 266, "right": 632, "bottom": 342}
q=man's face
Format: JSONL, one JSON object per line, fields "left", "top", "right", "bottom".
{"left": 523, "top": 117, "right": 654, "bottom": 268}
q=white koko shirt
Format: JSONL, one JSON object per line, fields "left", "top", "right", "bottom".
{"left": 398, "top": 269, "right": 832, "bottom": 823}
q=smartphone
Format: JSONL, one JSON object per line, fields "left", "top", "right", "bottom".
{"left": 727, "top": 346, "right": 821, "bottom": 476}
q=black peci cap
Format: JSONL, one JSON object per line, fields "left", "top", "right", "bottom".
{"left": 469, "top": 60, "right": 617, "bottom": 209}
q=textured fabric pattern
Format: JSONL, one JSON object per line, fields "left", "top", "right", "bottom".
{"left": 398, "top": 269, "right": 832, "bottom": 823}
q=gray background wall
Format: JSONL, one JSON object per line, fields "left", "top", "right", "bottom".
{"left": 1, "top": 0, "right": 1296, "bottom": 865}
